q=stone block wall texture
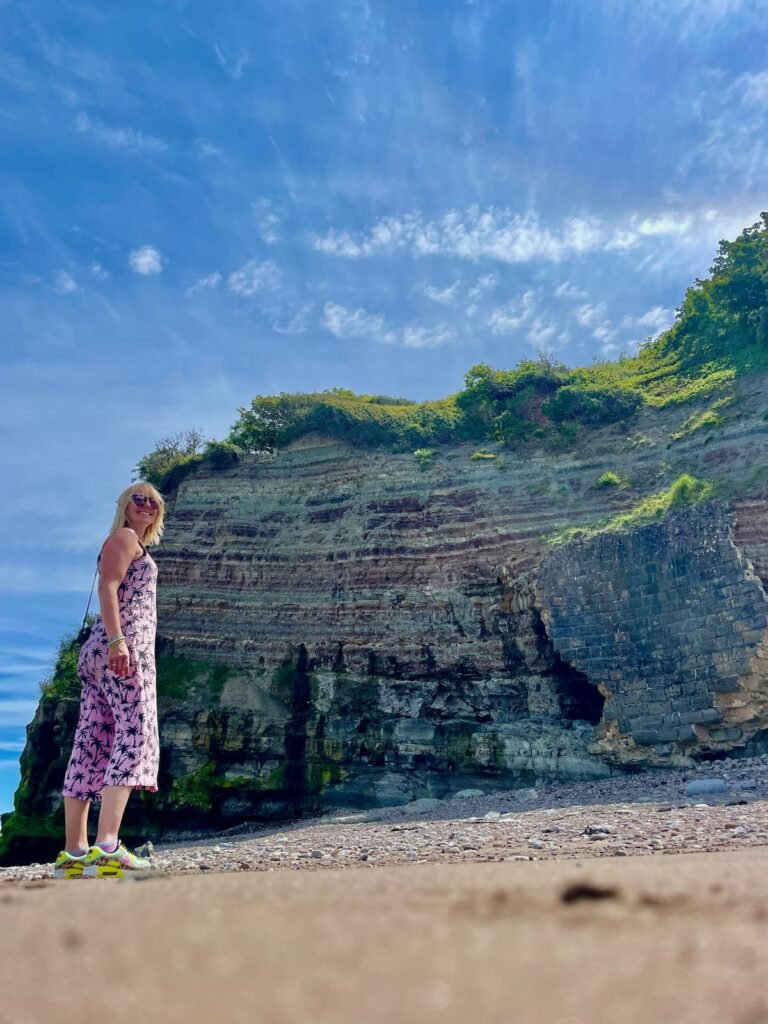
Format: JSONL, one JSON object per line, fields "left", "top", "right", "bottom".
{"left": 537, "top": 504, "right": 768, "bottom": 758}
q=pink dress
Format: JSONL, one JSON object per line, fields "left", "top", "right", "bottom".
{"left": 63, "top": 541, "right": 160, "bottom": 800}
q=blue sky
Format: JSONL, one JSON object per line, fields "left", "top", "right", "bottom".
{"left": 1, "top": 0, "right": 767, "bottom": 812}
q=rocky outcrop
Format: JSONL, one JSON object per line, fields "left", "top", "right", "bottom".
{"left": 3, "top": 380, "right": 768, "bottom": 864}
{"left": 538, "top": 504, "right": 768, "bottom": 763}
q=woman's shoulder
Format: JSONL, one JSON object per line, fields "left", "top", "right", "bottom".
{"left": 102, "top": 528, "right": 145, "bottom": 557}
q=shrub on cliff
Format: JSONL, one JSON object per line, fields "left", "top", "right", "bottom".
{"left": 655, "top": 212, "right": 768, "bottom": 374}
{"left": 229, "top": 390, "right": 462, "bottom": 452}
{"left": 543, "top": 382, "right": 644, "bottom": 425}
{"left": 134, "top": 429, "right": 207, "bottom": 486}
{"left": 203, "top": 440, "right": 242, "bottom": 470}
{"left": 40, "top": 632, "right": 84, "bottom": 700}
{"left": 456, "top": 357, "right": 569, "bottom": 441}
{"left": 135, "top": 436, "right": 243, "bottom": 492}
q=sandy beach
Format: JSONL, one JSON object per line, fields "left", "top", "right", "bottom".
{"left": 2, "top": 843, "right": 767, "bottom": 1024}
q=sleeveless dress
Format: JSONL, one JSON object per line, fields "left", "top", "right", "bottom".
{"left": 63, "top": 540, "right": 160, "bottom": 801}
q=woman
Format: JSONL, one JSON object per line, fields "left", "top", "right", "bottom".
{"left": 54, "top": 482, "right": 165, "bottom": 878}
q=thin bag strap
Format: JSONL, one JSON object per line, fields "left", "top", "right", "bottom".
{"left": 80, "top": 566, "right": 98, "bottom": 631}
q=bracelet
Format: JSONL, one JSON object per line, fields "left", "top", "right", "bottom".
{"left": 107, "top": 634, "right": 126, "bottom": 649}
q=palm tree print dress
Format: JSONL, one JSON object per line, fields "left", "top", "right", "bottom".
{"left": 63, "top": 541, "right": 159, "bottom": 800}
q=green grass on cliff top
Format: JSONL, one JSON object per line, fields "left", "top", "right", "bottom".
{"left": 137, "top": 214, "right": 768, "bottom": 490}
{"left": 545, "top": 474, "right": 717, "bottom": 545}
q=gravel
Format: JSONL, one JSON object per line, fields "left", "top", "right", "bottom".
{"left": 3, "top": 754, "right": 768, "bottom": 882}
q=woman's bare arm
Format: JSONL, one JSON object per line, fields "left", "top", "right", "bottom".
{"left": 98, "top": 528, "right": 143, "bottom": 676}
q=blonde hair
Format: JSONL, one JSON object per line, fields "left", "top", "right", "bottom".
{"left": 110, "top": 482, "right": 166, "bottom": 546}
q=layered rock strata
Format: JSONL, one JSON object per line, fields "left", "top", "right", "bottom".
{"left": 3, "top": 382, "right": 768, "bottom": 862}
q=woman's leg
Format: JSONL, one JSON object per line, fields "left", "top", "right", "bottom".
{"left": 95, "top": 785, "right": 133, "bottom": 846}
{"left": 64, "top": 796, "right": 91, "bottom": 850}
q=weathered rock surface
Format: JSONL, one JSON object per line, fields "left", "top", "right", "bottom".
{"left": 3, "top": 379, "right": 768, "bottom": 864}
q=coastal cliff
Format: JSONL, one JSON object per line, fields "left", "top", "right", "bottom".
{"left": 3, "top": 368, "right": 767, "bottom": 865}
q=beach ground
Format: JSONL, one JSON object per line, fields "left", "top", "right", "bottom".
{"left": 2, "top": 846, "right": 767, "bottom": 1024}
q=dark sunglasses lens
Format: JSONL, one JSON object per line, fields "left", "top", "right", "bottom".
{"left": 132, "top": 494, "right": 159, "bottom": 510}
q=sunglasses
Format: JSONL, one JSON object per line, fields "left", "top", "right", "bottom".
{"left": 130, "top": 494, "right": 160, "bottom": 511}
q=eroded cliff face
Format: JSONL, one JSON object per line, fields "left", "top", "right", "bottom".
{"left": 143, "top": 381, "right": 768, "bottom": 826}
{"left": 3, "top": 382, "right": 768, "bottom": 863}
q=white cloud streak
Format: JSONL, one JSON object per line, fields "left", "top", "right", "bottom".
{"left": 322, "top": 302, "right": 454, "bottom": 348}
{"left": 251, "top": 199, "right": 282, "bottom": 245}
{"left": 468, "top": 273, "right": 498, "bottom": 299}
{"left": 186, "top": 271, "right": 223, "bottom": 296}
{"left": 421, "top": 282, "right": 459, "bottom": 304}
{"left": 487, "top": 290, "right": 537, "bottom": 335}
{"left": 75, "top": 112, "right": 168, "bottom": 154}
{"left": 227, "top": 260, "right": 281, "bottom": 296}
{"left": 621, "top": 306, "right": 675, "bottom": 334}
{"left": 554, "top": 281, "right": 587, "bottom": 299}
{"left": 313, "top": 205, "right": 745, "bottom": 265}
{"left": 574, "top": 302, "right": 607, "bottom": 328}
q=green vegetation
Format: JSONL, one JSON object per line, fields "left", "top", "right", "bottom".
{"left": 543, "top": 383, "right": 644, "bottom": 425}
{"left": 548, "top": 474, "right": 716, "bottom": 545}
{"left": 169, "top": 762, "right": 253, "bottom": 811}
{"left": 592, "top": 471, "right": 630, "bottom": 490}
{"left": 413, "top": 447, "right": 437, "bottom": 469}
{"left": 134, "top": 429, "right": 207, "bottom": 486}
{"left": 137, "top": 214, "right": 768, "bottom": 489}
{"left": 670, "top": 396, "right": 733, "bottom": 442}
{"left": 156, "top": 653, "right": 235, "bottom": 701}
{"left": 135, "top": 430, "right": 244, "bottom": 492}
{"left": 229, "top": 388, "right": 461, "bottom": 453}
{"left": 40, "top": 633, "right": 84, "bottom": 701}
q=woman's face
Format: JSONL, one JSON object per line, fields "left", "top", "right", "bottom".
{"left": 123, "top": 490, "right": 160, "bottom": 536}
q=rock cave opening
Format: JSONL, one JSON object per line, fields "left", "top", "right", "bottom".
{"left": 551, "top": 655, "right": 605, "bottom": 724}
{"left": 530, "top": 609, "right": 605, "bottom": 724}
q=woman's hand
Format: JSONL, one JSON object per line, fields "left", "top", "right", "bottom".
{"left": 108, "top": 639, "right": 131, "bottom": 677}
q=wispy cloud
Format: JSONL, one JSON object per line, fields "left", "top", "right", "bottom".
{"left": 487, "top": 290, "right": 537, "bottom": 335}
{"left": 227, "top": 260, "right": 281, "bottom": 296}
{"left": 621, "top": 306, "right": 675, "bottom": 335}
{"left": 313, "top": 208, "right": 605, "bottom": 263}
{"left": 271, "top": 306, "right": 312, "bottom": 335}
{"left": 421, "top": 282, "right": 459, "bottom": 304}
{"left": 485, "top": 289, "right": 567, "bottom": 348}
{"left": 312, "top": 205, "right": 742, "bottom": 265}
{"left": 213, "top": 43, "right": 251, "bottom": 80}
{"left": 89, "top": 262, "right": 109, "bottom": 280}
{"left": 195, "top": 138, "right": 223, "bottom": 158}
{"left": 186, "top": 271, "right": 223, "bottom": 296}
{"left": 468, "top": 273, "right": 498, "bottom": 299}
{"left": 630, "top": 0, "right": 765, "bottom": 37}
{"left": 554, "top": 280, "right": 587, "bottom": 300}
{"left": 527, "top": 317, "right": 560, "bottom": 347}
{"left": 54, "top": 270, "right": 78, "bottom": 294}
{"left": 251, "top": 199, "right": 282, "bottom": 244}
{"left": 75, "top": 112, "right": 168, "bottom": 154}
{"left": 739, "top": 69, "right": 768, "bottom": 106}
{"left": 684, "top": 70, "right": 768, "bottom": 192}
{"left": 129, "top": 246, "right": 163, "bottom": 275}
{"left": 573, "top": 302, "right": 607, "bottom": 328}
{"left": 322, "top": 302, "right": 454, "bottom": 348}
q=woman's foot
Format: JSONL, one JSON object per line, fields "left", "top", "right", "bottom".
{"left": 82, "top": 840, "right": 151, "bottom": 878}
